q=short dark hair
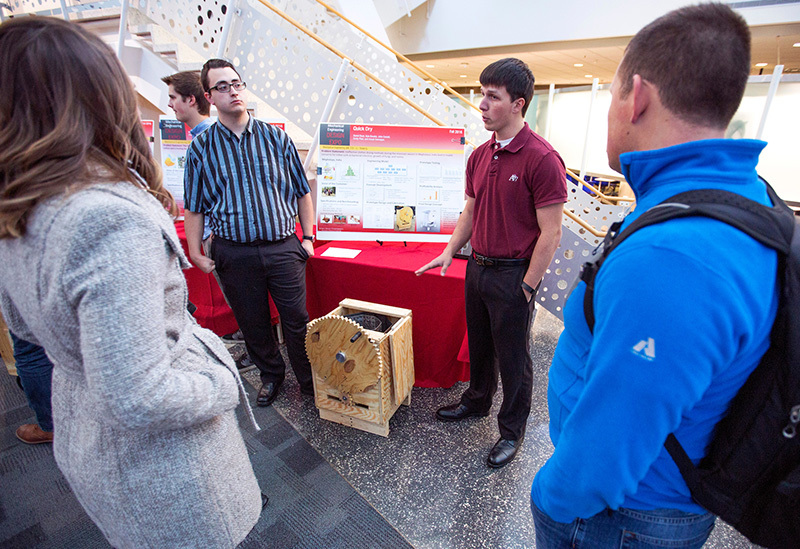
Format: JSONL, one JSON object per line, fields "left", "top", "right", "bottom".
{"left": 161, "top": 71, "right": 210, "bottom": 116}
{"left": 200, "top": 59, "right": 240, "bottom": 93}
{"left": 479, "top": 58, "right": 535, "bottom": 116}
{"left": 617, "top": 3, "right": 750, "bottom": 129}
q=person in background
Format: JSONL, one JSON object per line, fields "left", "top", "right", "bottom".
{"left": 183, "top": 58, "right": 315, "bottom": 407}
{"left": 161, "top": 70, "right": 252, "bottom": 366}
{"left": 161, "top": 70, "right": 213, "bottom": 139}
{"left": 0, "top": 17, "right": 263, "bottom": 548}
{"left": 531, "top": 5, "right": 776, "bottom": 547}
{"left": 10, "top": 333, "right": 54, "bottom": 445}
{"left": 416, "top": 58, "right": 567, "bottom": 468}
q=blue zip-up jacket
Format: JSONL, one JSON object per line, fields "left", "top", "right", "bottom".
{"left": 531, "top": 139, "right": 779, "bottom": 522}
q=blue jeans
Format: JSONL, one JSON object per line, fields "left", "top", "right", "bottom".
{"left": 531, "top": 500, "right": 715, "bottom": 548}
{"left": 10, "top": 333, "right": 54, "bottom": 432}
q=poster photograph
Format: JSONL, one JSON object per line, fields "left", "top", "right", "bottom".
{"left": 317, "top": 123, "right": 466, "bottom": 243}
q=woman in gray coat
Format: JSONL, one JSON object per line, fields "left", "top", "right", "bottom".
{"left": 0, "top": 17, "right": 263, "bottom": 548}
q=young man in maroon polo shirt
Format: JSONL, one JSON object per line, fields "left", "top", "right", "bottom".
{"left": 417, "top": 58, "right": 567, "bottom": 468}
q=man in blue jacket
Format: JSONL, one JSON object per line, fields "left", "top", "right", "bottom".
{"left": 531, "top": 4, "right": 779, "bottom": 547}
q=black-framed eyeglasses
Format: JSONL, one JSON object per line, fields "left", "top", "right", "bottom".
{"left": 209, "top": 81, "right": 247, "bottom": 93}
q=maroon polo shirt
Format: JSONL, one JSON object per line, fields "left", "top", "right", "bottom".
{"left": 465, "top": 122, "right": 567, "bottom": 259}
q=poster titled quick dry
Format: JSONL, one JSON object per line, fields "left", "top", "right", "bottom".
{"left": 317, "top": 123, "right": 466, "bottom": 243}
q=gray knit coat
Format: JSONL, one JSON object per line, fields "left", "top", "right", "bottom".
{"left": 0, "top": 181, "right": 262, "bottom": 548}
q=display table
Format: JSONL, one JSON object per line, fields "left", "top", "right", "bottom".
{"left": 306, "top": 241, "right": 470, "bottom": 388}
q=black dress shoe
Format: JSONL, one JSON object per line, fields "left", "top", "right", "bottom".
{"left": 436, "top": 402, "right": 490, "bottom": 422}
{"left": 487, "top": 437, "right": 523, "bottom": 468}
{"left": 257, "top": 380, "right": 283, "bottom": 407}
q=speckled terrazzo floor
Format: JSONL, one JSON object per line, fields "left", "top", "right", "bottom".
{"left": 245, "top": 308, "right": 760, "bottom": 549}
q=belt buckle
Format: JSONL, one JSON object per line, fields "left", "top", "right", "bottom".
{"left": 474, "top": 253, "right": 493, "bottom": 267}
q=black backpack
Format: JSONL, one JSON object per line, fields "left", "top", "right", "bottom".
{"left": 580, "top": 182, "right": 800, "bottom": 549}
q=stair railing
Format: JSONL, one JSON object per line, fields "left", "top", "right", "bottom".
{"left": 313, "top": 0, "right": 481, "bottom": 114}
{"left": 566, "top": 168, "right": 634, "bottom": 205}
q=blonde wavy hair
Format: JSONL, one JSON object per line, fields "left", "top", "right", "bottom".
{"left": 0, "top": 16, "right": 176, "bottom": 239}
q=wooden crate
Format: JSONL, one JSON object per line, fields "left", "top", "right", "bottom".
{"left": 306, "top": 298, "right": 413, "bottom": 437}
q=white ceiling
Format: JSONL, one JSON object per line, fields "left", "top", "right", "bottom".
{"left": 402, "top": 22, "right": 800, "bottom": 91}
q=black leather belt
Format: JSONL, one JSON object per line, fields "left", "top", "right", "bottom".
{"left": 215, "top": 234, "right": 293, "bottom": 247}
{"left": 472, "top": 251, "right": 528, "bottom": 267}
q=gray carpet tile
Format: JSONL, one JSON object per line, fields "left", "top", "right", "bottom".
{"left": 0, "top": 358, "right": 412, "bottom": 549}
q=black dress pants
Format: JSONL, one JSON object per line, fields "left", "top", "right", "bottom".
{"left": 460, "top": 257, "right": 535, "bottom": 441}
{"left": 210, "top": 235, "right": 313, "bottom": 391}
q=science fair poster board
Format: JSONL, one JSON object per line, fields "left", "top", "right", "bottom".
{"left": 317, "top": 123, "right": 466, "bottom": 243}
{"left": 159, "top": 117, "right": 192, "bottom": 211}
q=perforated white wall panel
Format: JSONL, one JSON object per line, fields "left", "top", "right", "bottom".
{"left": 133, "top": 0, "right": 228, "bottom": 55}
{"left": 539, "top": 225, "right": 596, "bottom": 320}
{"left": 565, "top": 179, "right": 630, "bottom": 246}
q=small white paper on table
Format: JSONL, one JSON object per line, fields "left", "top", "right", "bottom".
{"left": 321, "top": 247, "right": 362, "bottom": 259}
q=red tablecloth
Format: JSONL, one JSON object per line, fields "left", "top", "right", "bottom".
{"left": 175, "top": 221, "right": 240, "bottom": 336}
{"left": 306, "top": 241, "right": 470, "bottom": 388}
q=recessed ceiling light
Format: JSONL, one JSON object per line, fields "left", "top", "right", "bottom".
{"left": 426, "top": 64, "right": 435, "bottom": 68}
{"left": 574, "top": 63, "right": 584, "bottom": 67}
{"left": 755, "top": 62, "right": 768, "bottom": 67}
{"left": 584, "top": 74, "right": 593, "bottom": 78}
{"left": 794, "top": 42, "right": 800, "bottom": 48}
{"left": 460, "top": 75, "right": 468, "bottom": 78}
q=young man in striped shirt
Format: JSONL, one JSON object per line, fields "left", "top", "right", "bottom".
{"left": 184, "top": 59, "right": 315, "bottom": 407}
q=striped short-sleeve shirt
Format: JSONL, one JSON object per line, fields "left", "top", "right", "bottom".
{"left": 184, "top": 116, "right": 311, "bottom": 243}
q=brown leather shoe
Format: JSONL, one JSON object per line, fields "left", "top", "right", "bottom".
{"left": 15, "top": 424, "right": 53, "bottom": 445}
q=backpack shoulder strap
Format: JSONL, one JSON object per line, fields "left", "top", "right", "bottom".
{"left": 582, "top": 181, "right": 794, "bottom": 333}
{"left": 664, "top": 433, "right": 702, "bottom": 486}
{"left": 656, "top": 186, "right": 793, "bottom": 253}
